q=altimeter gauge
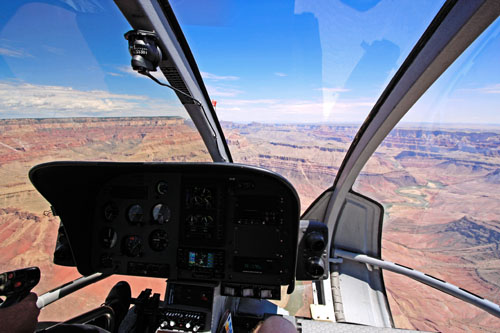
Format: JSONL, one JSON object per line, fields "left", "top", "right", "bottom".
{"left": 152, "top": 203, "right": 171, "bottom": 224}
{"left": 122, "top": 235, "right": 142, "bottom": 257}
{"left": 149, "top": 229, "right": 168, "bottom": 251}
{"left": 103, "top": 202, "right": 119, "bottom": 222}
{"left": 128, "top": 204, "right": 144, "bottom": 224}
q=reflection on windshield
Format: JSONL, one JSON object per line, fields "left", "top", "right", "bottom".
{"left": 354, "top": 18, "right": 500, "bottom": 332}
{"left": 176, "top": 0, "right": 444, "bottom": 125}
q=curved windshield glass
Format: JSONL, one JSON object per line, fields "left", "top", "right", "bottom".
{"left": 0, "top": 1, "right": 210, "bottom": 321}
{"left": 0, "top": 0, "right": 462, "bottom": 325}
{"left": 172, "top": 0, "right": 444, "bottom": 209}
{"left": 354, "top": 17, "right": 500, "bottom": 332}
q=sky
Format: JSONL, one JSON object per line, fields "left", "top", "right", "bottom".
{"left": 0, "top": 0, "right": 499, "bottom": 125}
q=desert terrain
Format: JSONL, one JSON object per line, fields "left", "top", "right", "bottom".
{"left": 0, "top": 117, "right": 499, "bottom": 331}
{"left": 224, "top": 122, "right": 500, "bottom": 332}
{"left": 0, "top": 117, "right": 210, "bottom": 320}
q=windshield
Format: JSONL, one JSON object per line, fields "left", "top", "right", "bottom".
{"left": 1, "top": 0, "right": 467, "bottom": 326}
{"left": 353, "top": 16, "right": 500, "bottom": 332}
{"left": 172, "top": 0, "right": 445, "bottom": 208}
{"left": 0, "top": 1, "right": 211, "bottom": 321}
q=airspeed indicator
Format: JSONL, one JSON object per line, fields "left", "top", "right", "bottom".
{"left": 149, "top": 229, "right": 168, "bottom": 251}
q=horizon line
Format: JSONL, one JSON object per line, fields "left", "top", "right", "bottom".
{"left": 1, "top": 116, "right": 500, "bottom": 129}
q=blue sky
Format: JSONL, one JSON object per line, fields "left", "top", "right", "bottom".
{"left": 0, "top": 0, "right": 498, "bottom": 125}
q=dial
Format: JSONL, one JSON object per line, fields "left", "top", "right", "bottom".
{"left": 188, "top": 187, "right": 214, "bottom": 209}
{"left": 186, "top": 214, "right": 199, "bottom": 226}
{"left": 122, "top": 235, "right": 142, "bottom": 257}
{"left": 157, "top": 181, "right": 168, "bottom": 195}
{"left": 186, "top": 214, "right": 213, "bottom": 228}
{"left": 152, "top": 203, "right": 171, "bottom": 224}
{"left": 103, "top": 202, "right": 119, "bottom": 222}
{"left": 128, "top": 204, "right": 144, "bottom": 224}
{"left": 149, "top": 229, "right": 168, "bottom": 251}
{"left": 101, "top": 227, "right": 117, "bottom": 249}
{"left": 200, "top": 215, "right": 214, "bottom": 227}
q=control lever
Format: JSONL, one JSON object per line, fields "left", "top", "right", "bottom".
{"left": 0, "top": 267, "right": 40, "bottom": 308}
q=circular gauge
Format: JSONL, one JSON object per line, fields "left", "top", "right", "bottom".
{"left": 186, "top": 214, "right": 200, "bottom": 226}
{"left": 101, "top": 227, "right": 118, "bottom": 249}
{"left": 157, "top": 181, "right": 168, "bottom": 195}
{"left": 103, "top": 202, "right": 119, "bottom": 222}
{"left": 190, "top": 187, "right": 214, "bottom": 209}
{"left": 152, "top": 204, "right": 171, "bottom": 224}
{"left": 200, "top": 215, "right": 214, "bottom": 227}
{"left": 122, "top": 235, "right": 142, "bottom": 257}
{"left": 149, "top": 229, "right": 168, "bottom": 251}
{"left": 128, "top": 204, "right": 144, "bottom": 224}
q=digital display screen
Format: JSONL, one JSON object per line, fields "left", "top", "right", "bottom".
{"left": 234, "top": 257, "right": 278, "bottom": 274}
{"left": 234, "top": 196, "right": 283, "bottom": 223}
{"left": 188, "top": 251, "right": 214, "bottom": 268}
{"left": 168, "top": 284, "right": 213, "bottom": 309}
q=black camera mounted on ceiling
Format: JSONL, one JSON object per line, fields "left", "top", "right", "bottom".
{"left": 124, "top": 30, "right": 162, "bottom": 73}
{"left": 124, "top": 29, "right": 201, "bottom": 105}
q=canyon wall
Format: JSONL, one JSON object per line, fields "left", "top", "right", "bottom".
{"left": 0, "top": 117, "right": 499, "bottom": 331}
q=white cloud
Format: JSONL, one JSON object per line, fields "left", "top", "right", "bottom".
{"left": 206, "top": 85, "right": 243, "bottom": 97}
{"left": 117, "top": 65, "right": 146, "bottom": 78}
{"left": 42, "top": 45, "right": 65, "bottom": 56}
{"left": 0, "top": 80, "right": 372, "bottom": 123}
{"left": 0, "top": 81, "right": 186, "bottom": 118}
{"left": 117, "top": 66, "right": 173, "bottom": 82}
{"left": 201, "top": 71, "right": 239, "bottom": 81}
{"left": 477, "top": 84, "right": 500, "bottom": 94}
{"left": 0, "top": 47, "right": 32, "bottom": 58}
{"left": 274, "top": 72, "right": 287, "bottom": 77}
{"left": 317, "top": 87, "right": 350, "bottom": 93}
{"left": 59, "top": 0, "right": 104, "bottom": 13}
{"left": 216, "top": 98, "right": 280, "bottom": 106}
{"left": 216, "top": 97, "right": 374, "bottom": 123}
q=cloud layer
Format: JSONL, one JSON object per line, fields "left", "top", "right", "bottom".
{"left": 0, "top": 81, "right": 187, "bottom": 118}
{"left": 216, "top": 97, "right": 374, "bottom": 123}
{"left": 0, "top": 79, "right": 375, "bottom": 123}
{"left": 201, "top": 71, "right": 239, "bottom": 81}
{"left": 0, "top": 46, "right": 32, "bottom": 58}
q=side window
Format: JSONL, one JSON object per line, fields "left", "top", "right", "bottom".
{"left": 353, "top": 19, "right": 500, "bottom": 331}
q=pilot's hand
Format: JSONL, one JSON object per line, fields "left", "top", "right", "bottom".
{"left": 254, "top": 316, "right": 297, "bottom": 333}
{"left": 0, "top": 292, "right": 40, "bottom": 333}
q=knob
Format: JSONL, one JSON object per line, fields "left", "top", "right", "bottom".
{"left": 160, "top": 321, "right": 168, "bottom": 329}
{"left": 306, "top": 232, "right": 325, "bottom": 251}
{"left": 306, "top": 256, "right": 325, "bottom": 278}
{"left": 185, "top": 322, "right": 191, "bottom": 329}
{"left": 193, "top": 325, "right": 200, "bottom": 332}
{"left": 169, "top": 320, "right": 176, "bottom": 327}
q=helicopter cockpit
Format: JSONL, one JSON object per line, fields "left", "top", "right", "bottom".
{"left": 1, "top": 0, "right": 500, "bottom": 332}
{"left": 26, "top": 161, "right": 319, "bottom": 332}
{"left": 1, "top": 160, "right": 331, "bottom": 332}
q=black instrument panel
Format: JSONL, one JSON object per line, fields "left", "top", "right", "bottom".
{"left": 29, "top": 162, "right": 300, "bottom": 291}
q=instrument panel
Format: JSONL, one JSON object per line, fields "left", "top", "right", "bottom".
{"left": 29, "top": 162, "right": 300, "bottom": 294}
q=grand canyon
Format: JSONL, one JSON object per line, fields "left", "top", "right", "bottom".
{"left": 0, "top": 117, "right": 499, "bottom": 332}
